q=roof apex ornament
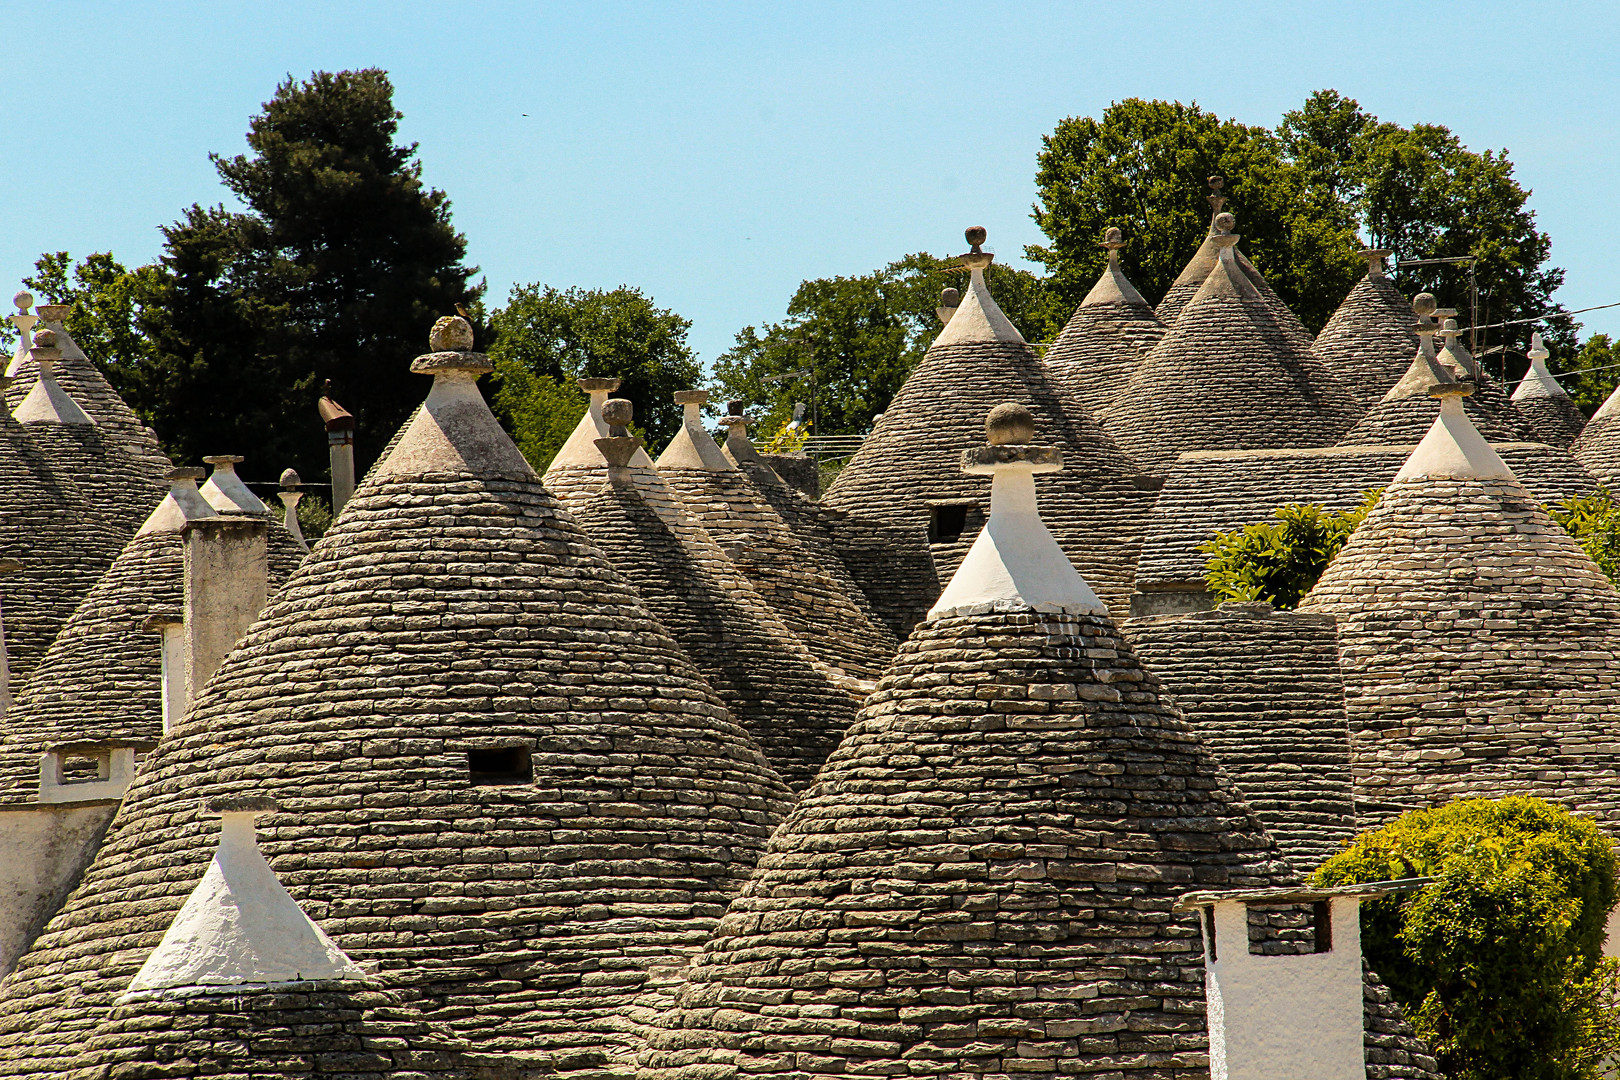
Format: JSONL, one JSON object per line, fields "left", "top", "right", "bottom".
{"left": 411, "top": 315, "right": 493, "bottom": 375}
{"left": 1207, "top": 174, "right": 1228, "bottom": 220}
{"left": 1361, "top": 247, "right": 1392, "bottom": 279}
{"left": 959, "top": 226, "right": 993, "bottom": 272}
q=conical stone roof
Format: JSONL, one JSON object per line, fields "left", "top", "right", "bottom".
{"left": 719, "top": 406, "right": 939, "bottom": 639}
{"left": 1310, "top": 249, "right": 1420, "bottom": 408}
{"left": 1126, "top": 603, "right": 1359, "bottom": 875}
{"left": 1436, "top": 319, "right": 1535, "bottom": 439}
{"left": 1101, "top": 216, "right": 1359, "bottom": 472}
{"left": 559, "top": 410, "right": 861, "bottom": 790}
{"left": 637, "top": 406, "right": 1440, "bottom": 1080}
{"left": 1300, "top": 386, "right": 1620, "bottom": 822}
{"left": 1041, "top": 228, "right": 1168, "bottom": 418}
{"left": 1573, "top": 381, "right": 1620, "bottom": 487}
{"left": 654, "top": 390, "right": 899, "bottom": 683}
{"left": 822, "top": 229, "right": 1159, "bottom": 620}
{"left": 0, "top": 318, "right": 793, "bottom": 1077}
{"left": 1511, "top": 332, "right": 1587, "bottom": 448}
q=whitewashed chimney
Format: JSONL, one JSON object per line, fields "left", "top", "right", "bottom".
{"left": 182, "top": 516, "right": 268, "bottom": 704}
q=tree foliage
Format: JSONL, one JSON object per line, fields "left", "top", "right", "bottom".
{"left": 710, "top": 253, "right": 1063, "bottom": 436}
{"left": 1547, "top": 489, "right": 1620, "bottom": 583}
{"left": 1313, "top": 798, "right": 1620, "bottom": 1080}
{"left": 28, "top": 69, "right": 478, "bottom": 480}
{"left": 486, "top": 284, "right": 700, "bottom": 470}
{"left": 1550, "top": 334, "right": 1620, "bottom": 416}
{"left": 1200, "top": 491, "right": 1381, "bottom": 609}
{"left": 1030, "top": 91, "right": 1568, "bottom": 344}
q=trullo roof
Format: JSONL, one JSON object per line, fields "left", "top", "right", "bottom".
{"left": 1510, "top": 332, "right": 1587, "bottom": 447}
{"left": 1309, "top": 249, "right": 1420, "bottom": 408}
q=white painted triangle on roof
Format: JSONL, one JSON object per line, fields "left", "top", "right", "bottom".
{"left": 378, "top": 369, "right": 538, "bottom": 481}
{"left": 656, "top": 401, "right": 736, "bottom": 472}
{"left": 1394, "top": 395, "right": 1517, "bottom": 483}
{"left": 1081, "top": 256, "right": 1149, "bottom": 309}
{"left": 127, "top": 810, "right": 365, "bottom": 993}
{"left": 932, "top": 267, "right": 1026, "bottom": 348}
{"left": 201, "top": 464, "right": 269, "bottom": 517}
{"left": 12, "top": 364, "right": 94, "bottom": 425}
{"left": 1512, "top": 337, "right": 1571, "bottom": 402}
{"left": 548, "top": 388, "right": 656, "bottom": 472}
{"left": 137, "top": 478, "right": 221, "bottom": 537}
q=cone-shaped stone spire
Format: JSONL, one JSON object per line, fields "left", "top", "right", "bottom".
{"left": 12, "top": 330, "right": 94, "bottom": 426}
{"left": 652, "top": 388, "right": 899, "bottom": 682}
{"left": 1043, "top": 226, "right": 1168, "bottom": 418}
{"left": 1430, "top": 317, "right": 1536, "bottom": 440}
{"left": 1102, "top": 213, "right": 1358, "bottom": 470}
{"left": 1301, "top": 388, "right": 1620, "bottom": 823}
{"left": 1573, "top": 380, "right": 1620, "bottom": 487}
{"left": 639, "top": 403, "right": 1440, "bottom": 1080}
{"left": 199, "top": 454, "right": 268, "bottom": 516}
{"left": 0, "top": 315, "right": 792, "bottom": 1075}
{"left": 1309, "top": 248, "right": 1420, "bottom": 408}
{"left": 932, "top": 226, "right": 1026, "bottom": 347}
{"left": 824, "top": 226, "right": 1159, "bottom": 622}
{"left": 1510, "top": 331, "right": 1587, "bottom": 447}
{"left": 548, "top": 376, "right": 657, "bottom": 474}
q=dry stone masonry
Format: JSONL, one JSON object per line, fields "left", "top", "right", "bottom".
{"left": 1310, "top": 250, "right": 1421, "bottom": 410}
{"left": 1511, "top": 331, "right": 1587, "bottom": 448}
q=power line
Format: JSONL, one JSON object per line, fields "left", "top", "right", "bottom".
{"left": 1469, "top": 299, "right": 1620, "bottom": 333}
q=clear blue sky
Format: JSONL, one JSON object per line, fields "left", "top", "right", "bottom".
{"left": 5, "top": 0, "right": 1617, "bottom": 365}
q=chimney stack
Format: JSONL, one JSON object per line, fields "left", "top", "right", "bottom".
{"left": 318, "top": 382, "right": 357, "bottom": 515}
{"left": 182, "top": 517, "right": 268, "bottom": 704}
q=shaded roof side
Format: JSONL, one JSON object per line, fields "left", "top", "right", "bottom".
{"left": 1339, "top": 379, "right": 1536, "bottom": 446}
{"left": 1300, "top": 473, "right": 1620, "bottom": 825}
{"left": 6, "top": 319, "right": 172, "bottom": 478}
{"left": 568, "top": 466, "right": 861, "bottom": 790}
{"left": 1102, "top": 262, "right": 1359, "bottom": 472}
{"left": 1572, "top": 392, "right": 1620, "bottom": 487}
{"left": 656, "top": 465, "right": 898, "bottom": 684}
{"left": 0, "top": 465, "right": 792, "bottom": 1071}
{"left": 82, "top": 982, "right": 552, "bottom": 1079}
{"left": 17, "top": 422, "right": 165, "bottom": 538}
{"left": 1309, "top": 272, "right": 1420, "bottom": 408}
{"left": 0, "top": 526, "right": 302, "bottom": 804}
{"left": 822, "top": 339, "right": 1158, "bottom": 620}
{"left": 1158, "top": 237, "right": 1314, "bottom": 350}
{"left": 1134, "top": 442, "right": 1598, "bottom": 592}
{"left": 1041, "top": 297, "right": 1168, "bottom": 419}
{"left": 1126, "top": 603, "right": 1358, "bottom": 875}
{"left": 1512, "top": 392, "right": 1587, "bottom": 449}
{"left": 636, "top": 610, "right": 1440, "bottom": 1080}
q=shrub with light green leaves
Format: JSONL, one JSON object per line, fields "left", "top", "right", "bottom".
{"left": 1548, "top": 488, "right": 1620, "bottom": 585}
{"left": 1200, "top": 489, "right": 1381, "bottom": 609}
{"left": 1312, "top": 798, "right": 1620, "bottom": 1080}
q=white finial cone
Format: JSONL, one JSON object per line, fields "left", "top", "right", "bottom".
{"left": 127, "top": 811, "right": 365, "bottom": 992}
{"left": 933, "top": 267, "right": 1026, "bottom": 348}
{"left": 13, "top": 359, "right": 94, "bottom": 426}
{"left": 929, "top": 462, "right": 1105, "bottom": 618}
{"left": 1394, "top": 395, "right": 1516, "bottom": 483}
{"left": 1512, "top": 333, "right": 1570, "bottom": 402}
{"left": 549, "top": 388, "right": 655, "bottom": 471}
{"left": 656, "top": 400, "right": 736, "bottom": 472}
{"left": 201, "top": 461, "right": 270, "bottom": 517}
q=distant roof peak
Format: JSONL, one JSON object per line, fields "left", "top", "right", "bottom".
{"left": 933, "top": 227, "right": 1027, "bottom": 347}
{"left": 138, "top": 467, "right": 221, "bottom": 536}
{"left": 1361, "top": 247, "right": 1392, "bottom": 279}
{"left": 656, "top": 388, "right": 737, "bottom": 472}
{"left": 1080, "top": 226, "right": 1150, "bottom": 309}
{"left": 12, "top": 331, "right": 94, "bottom": 426}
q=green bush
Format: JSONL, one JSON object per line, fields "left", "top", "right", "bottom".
{"left": 1312, "top": 798, "right": 1620, "bottom": 1080}
{"left": 1200, "top": 489, "right": 1381, "bottom": 609}
{"left": 1548, "top": 489, "right": 1620, "bottom": 584}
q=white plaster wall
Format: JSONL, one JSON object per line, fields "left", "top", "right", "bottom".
{"left": 183, "top": 521, "right": 268, "bottom": 703}
{"left": 0, "top": 803, "right": 118, "bottom": 976}
{"left": 1205, "top": 897, "right": 1366, "bottom": 1080}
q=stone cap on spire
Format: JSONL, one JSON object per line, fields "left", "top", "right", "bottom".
{"left": 125, "top": 798, "right": 365, "bottom": 995}
{"left": 547, "top": 375, "right": 656, "bottom": 471}
{"left": 137, "top": 466, "right": 221, "bottom": 536}
{"left": 1512, "top": 330, "right": 1572, "bottom": 402}
{"left": 1361, "top": 248, "right": 1393, "bottom": 280}
{"left": 1190, "top": 213, "right": 1259, "bottom": 301}
{"left": 928, "top": 403, "right": 1106, "bottom": 619}
{"left": 7, "top": 291, "right": 37, "bottom": 377}
{"left": 410, "top": 315, "right": 493, "bottom": 375}
{"left": 200, "top": 455, "right": 270, "bottom": 517}
{"left": 656, "top": 388, "right": 737, "bottom": 471}
{"left": 1394, "top": 381, "right": 1516, "bottom": 482}
{"left": 935, "top": 287, "right": 961, "bottom": 325}
{"left": 1206, "top": 175, "right": 1228, "bottom": 224}
{"left": 595, "top": 398, "right": 645, "bottom": 477}
{"left": 1080, "top": 226, "right": 1151, "bottom": 309}
{"left": 12, "top": 329, "right": 95, "bottom": 425}
{"left": 933, "top": 227, "right": 1028, "bottom": 348}
{"left": 1437, "top": 317, "right": 1480, "bottom": 379}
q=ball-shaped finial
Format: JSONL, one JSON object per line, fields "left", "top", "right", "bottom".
{"left": 12, "top": 291, "right": 32, "bottom": 313}
{"left": 1442, "top": 317, "right": 1459, "bottom": 332}
{"left": 1213, "top": 212, "right": 1236, "bottom": 233}
{"left": 985, "top": 402, "right": 1036, "bottom": 446}
{"left": 279, "top": 467, "right": 301, "bottom": 488}
{"left": 940, "top": 287, "right": 961, "bottom": 307}
{"left": 727, "top": 399, "right": 746, "bottom": 416}
{"left": 965, "top": 226, "right": 987, "bottom": 248}
{"left": 428, "top": 315, "right": 475, "bottom": 352}
{"left": 1208, "top": 175, "right": 1225, "bottom": 192}
{"left": 32, "top": 328, "right": 56, "bottom": 349}
{"left": 1104, "top": 226, "right": 1123, "bottom": 244}
{"left": 1413, "top": 293, "right": 1437, "bottom": 317}
{"left": 602, "top": 398, "right": 634, "bottom": 428}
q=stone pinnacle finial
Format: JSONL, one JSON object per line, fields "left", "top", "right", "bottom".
{"left": 412, "top": 315, "right": 492, "bottom": 375}
{"left": 1361, "top": 247, "right": 1393, "bottom": 279}
{"left": 595, "top": 399, "right": 643, "bottom": 475}
{"left": 727, "top": 399, "right": 746, "bottom": 417}
{"left": 1429, "top": 379, "right": 1475, "bottom": 400}
{"left": 1100, "top": 226, "right": 1125, "bottom": 252}
{"left": 30, "top": 327, "right": 58, "bottom": 353}
{"left": 602, "top": 397, "right": 634, "bottom": 437}
{"left": 1213, "top": 212, "right": 1236, "bottom": 235}
{"left": 12, "top": 291, "right": 31, "bottom": 314}
{"left": 167, "top": 467, "right": 207, "bottom": 483}
{"left": 1412, "top": 293, "right": 1437, "bottom": 317}
{"left": 966, "top": 226, "right": 987, "bottom": 253}
{"left": 936, "top": 286, "right": 961, "bottom": 325}
{"left": 959, "top": 227, "right": 993, "bottom": 272}
{"left": 985, "top": 402, "right": 1036, "bottom": 446}
{"left": 1529, "top": 331, "right": 1549, "bottom": 361}
{"left": 279, "top": 468, "right": 302, "bottom": 489}
{"left": 578, "top": 376, "right": 620, "bottom": 393}
{"left": 1208, "top": 175, "right": 1228, "bottom": 217}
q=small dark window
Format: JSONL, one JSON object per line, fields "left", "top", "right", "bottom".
{"left": 468, "top": 746, "right": 533, "bottom": 786}
{"left": 929, "top": 504, "right": 969, "bottom": 545}
{"left": 1203, "top": 907, "right": 1217, "bottom": 962}
{"left": 1313, "top": 900, "right": 1333, "bottom": 954}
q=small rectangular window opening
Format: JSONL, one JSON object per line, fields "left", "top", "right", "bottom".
{"left": 1203, "top": 907, "right": 1217, "bottom": 962}
{"left": 929, "top": 503, "right": 970, "bottom": 545}
{"left": 60, "top": 752, "right": 109, "bottom": 784}
{"left": 1313, "top": 900, "right": 1333, "bottom": 954}
{"left": 467, "top": 746, "right": 533, "bottom": 786}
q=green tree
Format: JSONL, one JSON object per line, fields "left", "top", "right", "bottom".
{"left": 486, "top": 284, "right": 700, "bottom": 468}
{"left": 1200, "top": 491, "right": 1380, "bottom": 608}
{"left": 1550, "top": 334, "right": 1620, "bottom": 416}
{"left": 1313, "top": 798, "right": 1620, "bottom": 1080}
{"left": 1548, "top": 489, "right": 1620, "bottom": 582}
{"left": 32, "top": 70, "right": 479, "bottom": 480}
{"left": 711, "top": 253, "right": 1063, "bottom": 436}
{"left": 1027, "top": 97, "right": 1364, "bottom": 333}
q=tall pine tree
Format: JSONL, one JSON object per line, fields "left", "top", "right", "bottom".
{"left": 125, "top": 69, "right": 478, "bottom": 478}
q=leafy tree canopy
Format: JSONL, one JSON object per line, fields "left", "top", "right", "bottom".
{"left": 27, "top": 69, "right": 478, "bottom": 481}
{"left": 1200, "top": 490, "right": 1381, "bottom": 609}
{"left": 486, "top": 284, "right": 700, "bottom": 470}
{"left": 1031, "top": 91, "right": 1569, "bottom": 347}
{"left": 711, "top": 253, "right": 1063, "bottom": 436}
{"left": 1548, "top": 489, "right": 1620, "bottom": 582}
{"left": 1314, "top": 798, "right": 1620, "bottom": 1080}
{"left": 1549, "top": 333, "right": 1620, "bottom": 416}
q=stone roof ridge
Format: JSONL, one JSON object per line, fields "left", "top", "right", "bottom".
{"left": 1394, "top": 382, "right": 1517, "bottom": 483}
{"left": 126, "top": 798, "right": 365, "bottom": 994}
{"left": 1512, "top": 331, "right": 1572, "bottom": 402}
{"left": 135, "top": 466, "right": 219, "bottom": 536}
{"left": 1080, "top": 226, "right": 1151, "bottom": 309}
{"left": 931, "top": 226, "right": 1028, "bottom": 348}
{"left": 1190, "top": 214, "right": 1261, "bottom": 302}
{"left": 375, "top": 315, "right": 537, "bottom": 481}
{"left": 198, "top": 455, "right": 269, "bottom": 517}
{"left": 654, "top": 388, "right": 736, "bottom": 472}
{"left": 11, "top": 330, "right": 94, "bottom": 426}
{"left": 549, "top": 376, "right": 657, "bottom": 471}
{"left": 929, "top": 403, "right": 1106, "bottom": 618}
